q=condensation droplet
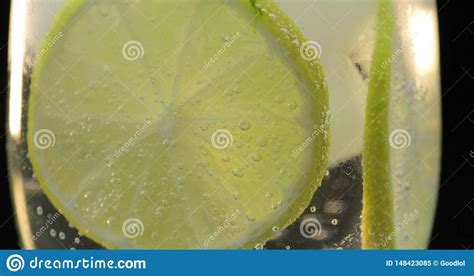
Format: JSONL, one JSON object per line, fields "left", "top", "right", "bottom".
{"left": 331, "top": 218, "right": 338, "bottom": 226}
{"left": 310, "top": 206, "right": 317, "bottom": 213}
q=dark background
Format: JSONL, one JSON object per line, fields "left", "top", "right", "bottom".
{"left": 0, "top": 0, "right": 472, "bottom": 249}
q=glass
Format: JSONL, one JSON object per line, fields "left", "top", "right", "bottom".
{"left": 8, "top": 0, "right": 440, "bottom": 249}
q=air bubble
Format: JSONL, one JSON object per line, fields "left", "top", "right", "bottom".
{"left": 232, "top": 168, "right": 242, "bottom": 177}
{"left": 232, "top": 86, "right": 240, "bottom": 94}
{"left": 287, "top": 101, "right": 297, "bottom": 110}
{"left": 272, "top": 201, "right": 282, "bottom": 210}
{"left": 238, "top": 119, "right": 251, "bottom": 130}
{"left": 251, "top": 153, "right": 261, "bottom": 161}
{"left": 256, "top": 137, "right": 267, "bottom": 147}
{"left": 222, "top": 35, "right": 231, "bottom": 42}
{"left": 246, "top": 213, "right": 256, "bottom": 221}
{"left": 36, "top": 206, "right": 44, "bottom": 216}
{"left": 232, "top": 192, "right": 241, "bottom": 200}
{"left": 105, "top": 158, "right": 112, "bottom": 167}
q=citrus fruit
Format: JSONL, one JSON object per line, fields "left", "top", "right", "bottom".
{"left": 28, "top": 0, "right": 329, "bottom": 248}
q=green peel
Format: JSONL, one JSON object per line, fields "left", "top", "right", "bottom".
{"left": 362, "top": 0, "right": 395, "bottom": 249}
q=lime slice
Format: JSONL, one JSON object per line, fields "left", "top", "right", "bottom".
{"left": 361, "top": 0, "right": 394, "bottom": 249}
{"left": 28, "top": 0, "right": 329, "bottom": 249}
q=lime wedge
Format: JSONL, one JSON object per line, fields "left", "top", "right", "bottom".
{"left": 28, "top": 0, "right": 329, "bottom": 249}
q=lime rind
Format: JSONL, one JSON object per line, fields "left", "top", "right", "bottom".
{"left": 362, "top": 0, "right": 395, "bottom": 249}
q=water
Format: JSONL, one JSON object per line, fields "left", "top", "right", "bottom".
{"left": 266, "top": 157, "right": 363, "bottom": 249}
{"left": 8, "top": 0, "right": 440, "bottom": 249}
